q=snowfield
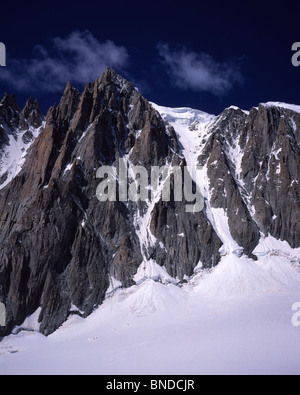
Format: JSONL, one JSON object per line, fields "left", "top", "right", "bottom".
{"left": 0, "top": 235, "right": 300, "bottom": 375}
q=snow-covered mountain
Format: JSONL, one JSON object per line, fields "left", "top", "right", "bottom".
{"left": 0, "top": 69, "right": 300, "bottom": 374}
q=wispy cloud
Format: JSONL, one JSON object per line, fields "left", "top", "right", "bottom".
{"left": 158, "top": 43, "right": 242, "bottom": 96}
{"left": 0, "top": 30, "right": 129, "bottom": 93}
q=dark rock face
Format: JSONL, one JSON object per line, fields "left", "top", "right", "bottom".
{"left": 0, "top": 93, "right": 43, "bottom": 139}
{"left": 0, "top": 94, "right": 20, "bottom": 152}
{"left": 150, "top": 200, "right": 222, "bottom": 276}
{"left": 199, "top": 104, "right": 300, "bottom": 254}
{"left": 199, "top": 108, "right": 261, "bottom": 257}
{"left": 240, "top": 105, "right": 300, "bottom": 248}
{"left": 0, "top": 70, "right": 299, "bottom": 337}
{"left": 19, "top": 97, "right": 43, "bottom": 130}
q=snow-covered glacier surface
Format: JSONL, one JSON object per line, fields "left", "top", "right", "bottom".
{"left": 0, "top": 238, "right": 300, "bottom": 375}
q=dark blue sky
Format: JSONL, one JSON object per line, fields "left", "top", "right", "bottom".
{"left": 0, "top": 0, "right": 300, "bottom": 115}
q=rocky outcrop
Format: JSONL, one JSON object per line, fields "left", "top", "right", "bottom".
{"left": 19, "top": 97, "right": 43, "bottom": 131}
{"left": 199, "top": 104, "right": 300, "bottom": 254}
{"left": 150, "top": 200, "right": 222, "bottom": 275}
{"left": 238, "top": 104, "right": 300, "bottom": 248}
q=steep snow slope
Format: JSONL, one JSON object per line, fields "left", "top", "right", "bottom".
{"left": 151, "top": 103, "right": 216, "bottom": 169}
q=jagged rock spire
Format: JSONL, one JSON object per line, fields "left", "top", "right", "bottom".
{"left": 19, "top": 96, "right": 43, "bottom": 129}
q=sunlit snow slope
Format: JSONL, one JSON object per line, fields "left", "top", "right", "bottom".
{"left": 151, "top": 103, "right": 216, "bottom": 168}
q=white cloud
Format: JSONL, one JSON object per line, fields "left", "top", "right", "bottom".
{"left": 0, "top": 31, "right": 129, "bottom": 93}
{"left": 158, "top": 43, "right": 242, "bottom": 95}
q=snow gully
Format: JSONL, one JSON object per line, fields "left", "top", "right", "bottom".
{"left": 0, "top": 42, "right": 5, "bottom": 67}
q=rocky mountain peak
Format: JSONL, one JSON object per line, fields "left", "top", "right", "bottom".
{"left": 19, "top": 96, "right": 43, "bottom": 130}
{"left": 0, "top": 69, "right": 223, "bottom": 336}
{"left": 0, "top": 71, "right": 299, "bottom": 338}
